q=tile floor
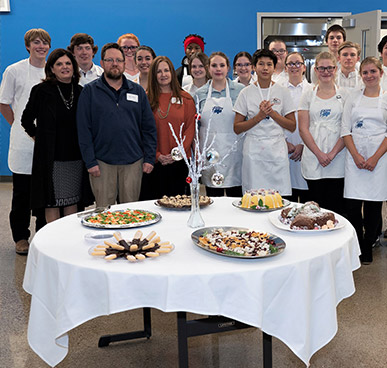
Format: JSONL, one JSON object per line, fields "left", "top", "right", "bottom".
{"left": 0, "top": 181, "right": 386, "bottom": 368}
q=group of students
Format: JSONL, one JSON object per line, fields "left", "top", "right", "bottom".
{"left": 158, "top": 27, "right": 386, "bottom": 264}
{"left": 0, "top": 27, "right": 386, "bottom": 264}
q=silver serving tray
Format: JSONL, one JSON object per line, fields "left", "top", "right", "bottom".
{"left": 191, "top": 226, "right": 286, "bottom": 259}
{"left": 81, "top": 209, "right": 162, "bottom": 229}
{"left": 232, "top": 199, "right": 290, "bottom": 212}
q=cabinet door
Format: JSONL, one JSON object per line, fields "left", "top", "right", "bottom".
{"left": 343, "top": 10, "right": 381, "bottom": 59}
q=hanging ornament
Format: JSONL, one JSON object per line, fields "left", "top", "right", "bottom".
{"left": 171, "top": 147, "right": 183, "bottom": 161}
{"left": 186, "top": 176, "right": 192, "bottom": 184}
{"left": 211, "top": 172, "right": 224, "bottom": 186}
{"left": 206, "top": 149, "right": 220, "bottom": 164}
{"left": 194, "top": 113, "right": 201, "bottom": 121}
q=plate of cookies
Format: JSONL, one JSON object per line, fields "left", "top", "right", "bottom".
{"left": 155, "top": 194, "right": 213, "bottom": 210}
{"left": 89, "top": 230, "right": 174, "bottom": 262}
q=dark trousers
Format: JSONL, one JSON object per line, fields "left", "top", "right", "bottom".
{"left": 205, "top": 186, "right": 243, "bottom": 198}
{"left": 283, "top": 188, "right": 311, "bottom": 204}
{"left": 346, "top": 199, "right": 383, "bottom": 263}
{"left": 306, "top": 178, "right": 345, "bottom": 215}
{"left": 9, "top": 173, "right": 46, "bottom": 243}
{"left": 140, "top": 160, "right": 189, "bottom": 201}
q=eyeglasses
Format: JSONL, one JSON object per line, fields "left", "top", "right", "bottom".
{"left": 316, "top": 66, "right": 336, "bottom": 73}
{"left": 236, "top": 63, "right": 251, "bottom": 68}
{"left": 121, "top": 45, "right": 138, "bottom": 51}
{"left": 103, "top": 58, "right": 125, "bottom": 64}
{"left": 271, "top": 49, "right": 286, "bottom": 55}
{"left": 286, "top": 61, "right": 304, "bottom": 68}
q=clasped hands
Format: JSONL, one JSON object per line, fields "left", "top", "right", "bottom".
{"left": 259, "top": 100, "right": 274, "bottom": 118}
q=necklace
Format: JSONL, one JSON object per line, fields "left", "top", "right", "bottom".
{"left": 157, "top": 98, "right": 172, "bottom": 119}
{"left": 57, "top": 84, "right": 74, "bottom": 110}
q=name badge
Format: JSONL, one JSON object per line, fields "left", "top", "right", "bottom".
{"left": 171, "top": 97, "right": 182, "bottom": 104}
{"left": 126, "top": 93, "right": 138, "bottom": 102}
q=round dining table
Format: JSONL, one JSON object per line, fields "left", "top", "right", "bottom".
{"left": 23, "top": 197, "right": 360, "bottom": 367}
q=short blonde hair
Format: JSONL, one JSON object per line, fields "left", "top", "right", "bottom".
{"left": 117, "top": 33, "right": 140, "bottom": 46}
{"left": 24, "top": 28, "right": 51, "bottom": 51}
{"left": 338, "top": 41, "right": 361, "bottom": 56}
{"left": 360, "top": 57, "right": 383, "bottom": 74}
{"left": 315, "top": 51, "right": 336, "bottom": 67}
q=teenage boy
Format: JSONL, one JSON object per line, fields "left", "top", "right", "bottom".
{"left": 0, "top": 28, "right": 51, "bottom": 254}
{"left": 337, "top": 41, "right": 361, "bottom": 89}
{"left": 68, "top": 33, "right": 103, "bottom": 86}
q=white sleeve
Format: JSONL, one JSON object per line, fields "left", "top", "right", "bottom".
{"left": 233, "top": 87, "right": 248, "bottom": 117}
{"left": 281, "top": 87, "right": 296, "bottom": 116}
{"left": 0, "top": 66, "right": 16, "bottom": 105}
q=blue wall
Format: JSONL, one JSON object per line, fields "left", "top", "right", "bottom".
{"left": 1, "top": 1, "right": 386, "bottom": 175}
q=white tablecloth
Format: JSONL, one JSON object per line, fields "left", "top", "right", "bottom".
{"left": 23, "top": 198, "right": 360, "bottom": 367}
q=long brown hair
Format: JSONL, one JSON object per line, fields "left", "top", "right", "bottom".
{"left": 147, "top": 56, "right": 182, "bottom": 111}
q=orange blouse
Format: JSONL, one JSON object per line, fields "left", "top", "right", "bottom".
{"left": 153, "top": 90, "right": 196, "bottom": 161}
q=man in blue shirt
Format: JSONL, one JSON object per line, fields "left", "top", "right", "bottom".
{"left": 77, "top": 43, "right": 157, "bottom": 207}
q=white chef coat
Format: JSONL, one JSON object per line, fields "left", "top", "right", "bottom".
{"left": 234, "top": 72, "right": 257, "bottom": 86}
{"left": 336, "top": 69, "right": 362, "bottom": 90}
{"left": 0, "top": 58, "right": 45, "bottom": 174}
{"left": 200, "top": 81, "right": 243, "bottom": 187}
{"left": 79, "top": 63, "right": 103, "bottom": 86}
{"left": 341, "top": 89, "right": 387, "bottom": 201}
{"left": 299, "top": 86, "right": 348, "bottom": 180}
{"left": 272, "top": 70, "right": 288, "bottom": 86}
{"left": 381, "top": 66, "right": 387, "bottom": 92}
{"left": 285, "top": 79, "right": 312, "bottom": 190}
{"left": 233, "top": 82, "right": 295, "bottom": 195}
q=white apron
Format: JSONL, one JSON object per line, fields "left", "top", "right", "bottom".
{"left": 301, "top": 87, "right": 346, "bottom": 179}
{"left": 242, "top": 83, "right": 291, "bottom": 195}
{"left": 182, "top": 67, "right": 193, "bottom": 88}
{"left": 286, "top": 80, "right": 310, "bottom": 190}
{"left": 8, "top": 61, "right": 44, "bottom": 174}
{"left": 199, "top": 81, "right": 243, "bottom": 187}
{"left": 344, "top": 92, "right": 387, "bottom": 201}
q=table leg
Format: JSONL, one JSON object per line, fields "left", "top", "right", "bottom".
{"left": 263, "top": 331, "right": 272, "bottom": 368}
{"left": 98, "top": 307, "right": 152, "bottom": 347}
{"left": 177, "top": 312, "right": 189, "bottom": 368}
{"left": 176, "top": 313, "right": 273, "bottom": 368}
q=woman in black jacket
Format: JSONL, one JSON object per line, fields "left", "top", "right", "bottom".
{"left": 22, "top": 48, "right": 93, "bottom": 223}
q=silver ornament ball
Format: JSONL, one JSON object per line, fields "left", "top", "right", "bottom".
{"left": 171, "top": 147, "right": 183, "bottom": 161}
{"left": 206, "top": 149, "right": 220, "bottom": 164}
{"left": 211, "top": 172, "right": 224, "bottom": 186}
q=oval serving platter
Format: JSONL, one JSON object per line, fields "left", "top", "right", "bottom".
{"left": 191, "top": 226, "right": 286, "bottom": 259}
{"left": 81, "top": 209, "right": 161, "bottom": 229}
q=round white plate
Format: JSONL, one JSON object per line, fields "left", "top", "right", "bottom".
{"left": 268, "top": 211, "right": 345, "bottom": 232}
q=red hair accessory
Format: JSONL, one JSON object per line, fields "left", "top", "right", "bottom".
{"left": 184, "top": 36, "right": 204, "bottom": 52}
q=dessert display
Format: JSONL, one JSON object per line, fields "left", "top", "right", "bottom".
{"left": 233, "top": 189, "right": 288, "bottom": 212}
{"left": 89, "top": 231, "right": 173, "bottom": 262}
{"left": 279, "top": 201, "right": 337, "bottom": 230}
{"left": 156, "top": 194, "right": 212, "bottom": 209}
{"left": 191, "top": 227, "right": 286, "bottom": 258}
{"left": 82, "top": 209, "right": 161, "bottom": 228}
{"left": 241, "top": 189, "right": 284, "bottom": 209}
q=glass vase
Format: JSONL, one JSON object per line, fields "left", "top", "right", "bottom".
{"left": 187, "top": 182, "right": 205, "bottom": 228}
